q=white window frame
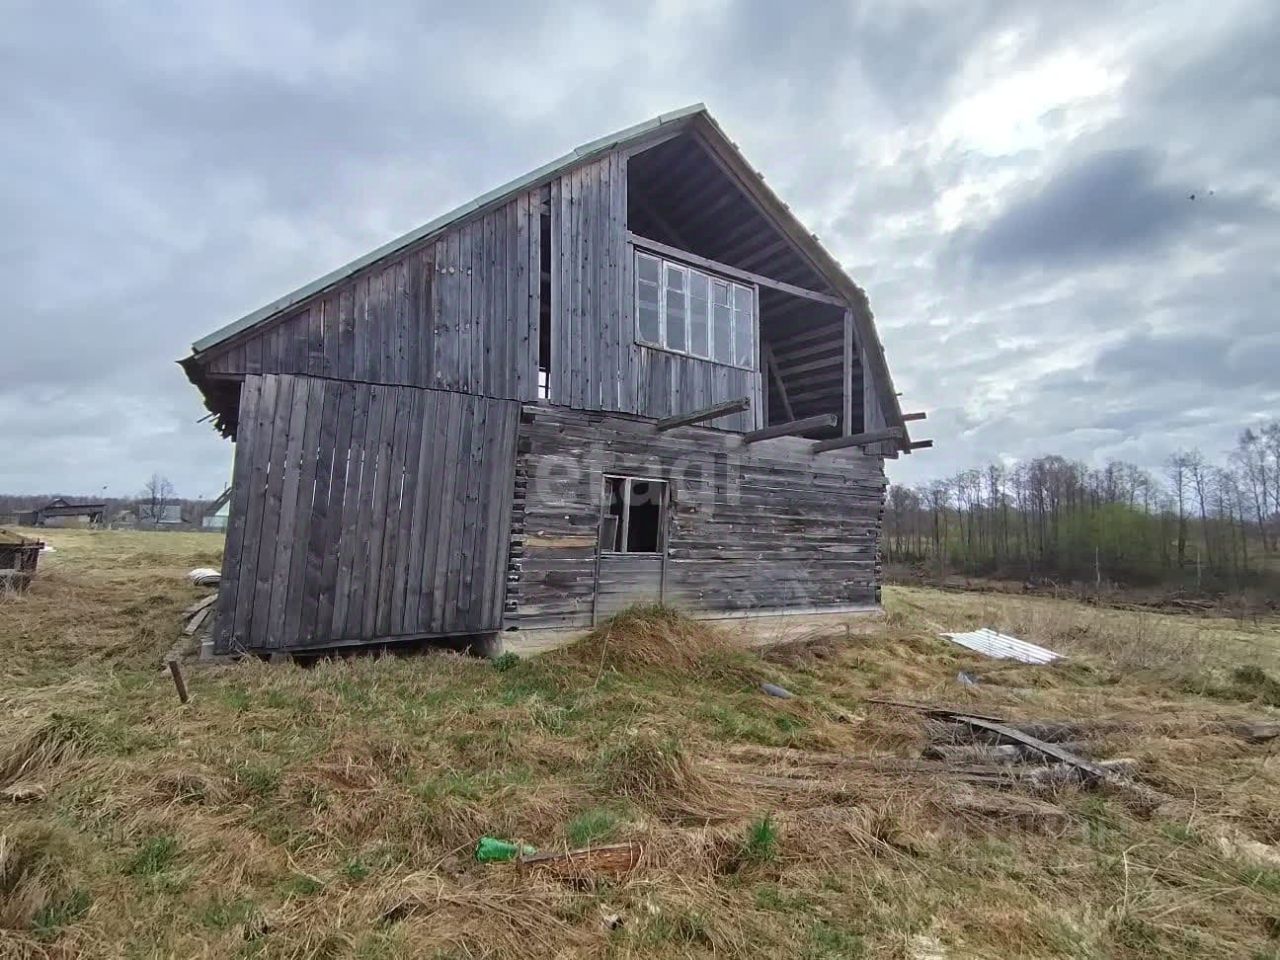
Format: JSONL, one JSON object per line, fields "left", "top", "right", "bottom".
{"left": 635, "top": 251, "right": 756, "bottom": 370}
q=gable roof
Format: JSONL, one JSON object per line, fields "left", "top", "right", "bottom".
{"left": 185, "top": 104, "right": 905, "bottom": 432}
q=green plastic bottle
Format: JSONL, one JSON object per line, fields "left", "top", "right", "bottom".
{"left": 475, "top": 837, "right": 536, "bottom": 862}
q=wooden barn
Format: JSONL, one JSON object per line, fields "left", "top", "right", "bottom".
{"left": 181, "top": 104, "right": 926, "bottom": 656}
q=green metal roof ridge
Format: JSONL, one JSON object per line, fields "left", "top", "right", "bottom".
{"left": 189, "top": 103, "right": 708, "bottom": 355}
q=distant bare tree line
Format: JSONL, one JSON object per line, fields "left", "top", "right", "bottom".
{"left": 885, "top": 421, "right": 1280, "bottom": 589}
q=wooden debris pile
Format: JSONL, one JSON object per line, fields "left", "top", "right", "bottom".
{"left": 0, "top": 528, "right": 43, "bottom": 593}
{"left": 918, "top": 708, "right": 1144, "bottom": 793}
{"left": 182, "top": 593, "right": 217, "bottom": 637}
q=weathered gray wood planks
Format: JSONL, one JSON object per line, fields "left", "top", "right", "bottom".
{"left": 213, "top": 374, "right": 520, "bottom": 654}
{"left": 201, "top": 191, "right": 543, "bottom": 405}
{"left": 508, "top": 404, "right": 887, "bottom": 629}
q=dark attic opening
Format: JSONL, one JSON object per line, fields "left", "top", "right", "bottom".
{"left": 626, "top": 132, "right": 863, "bottom": 437}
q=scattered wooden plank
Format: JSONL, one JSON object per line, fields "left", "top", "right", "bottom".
{"left": 183, "top": 606, "right": 212, "bottom": 637}
{"left": 923, "top": 741, "right": 1092, "bottom": 764}
{"left": 519, "top": 842, "right": 643, "bottom": 879}
{"left": 743, "top": 414, "right": 837, "bottom": 443}
{"left": 182, "top": 594, "right": 218, "bottom": 617}
{"left": 1020, "top": 757, "right": 1137, "bottom": 788}
{"left": 654, "top": 396, "right": 750, "bottom": 432}
{"left": 953, "top": 716, "right": 1125, "bottom": 786}
{"left": 927, "top": 719, "right": 1092, "bottom": 745}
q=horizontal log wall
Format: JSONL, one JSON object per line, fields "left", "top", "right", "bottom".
{"left": 549, "top": 154, "right": 762, "bottom": 432}
{"left": 215, "top": 373, "right": 520, "bottom": 653}
{"left": 202, "top": 191, "right": 542, "bottom": 404}
{"left": 507, "top": 404, "right": 886, "bottom": 629}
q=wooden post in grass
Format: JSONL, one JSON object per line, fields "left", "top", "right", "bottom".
{"left": 167, "top": 659, "right": 190, "bottom": 704}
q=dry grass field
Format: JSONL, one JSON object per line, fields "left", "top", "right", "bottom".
{"left": 2, "top": 528, "right": 1279, "bottom": 959}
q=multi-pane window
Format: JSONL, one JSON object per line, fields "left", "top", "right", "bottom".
{"left": 635, "top": 252, "right": 755, "bottom": 369}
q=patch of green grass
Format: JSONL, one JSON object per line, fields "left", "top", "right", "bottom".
{"left": 702, "top": 702, "right": 800, "bottom": 745}
{"left": 1241, "top": 867, "right": 1280, "bottom": 894}
{"left": 490, "top": 651, "right": 520, "bottom": 672}
{"left": 1232, "top": 665, "right": 1280, "bottom": 706}
{"left": 741, "top": 813, "right": 779, "bottom": 864}
{"left": 280, "top": 873, "right": 324, "bottom": 898}
{"left": 636, "top": 909, "right": 714, "bottom": 947}
{"left": 565, "top": 807, "right": 623, "bottom": 847}
{"left": 217, "top": 686, "right": 252, "bottom": 712}
{"left": 1159, "top": 822, "right": 1198, "bottom": 844}
{"left": 806, "top": 920, "right": 865, "bottom": 959}
{"left": 123, "top": 835, "right": 180, "bottom": 877}
{"left": 754, "top": 882, "right": 811, "bottom": 912}
{"left": 1182, "top": 664, "right": 1280, "bottom": 707}
{"left": 233, "top": 762, "right": 281, "bottom": 798}
{"left": 199, "top": 894, "right": 260, "bottom": 930}
{"left": 31, "top": 888, "right": 91, "bottom": 941}
{"left": 343, "top": 858, "right": 372, "bottom": 882}
{"left": 264, "top": 688, "right": 299, "bottom": 710}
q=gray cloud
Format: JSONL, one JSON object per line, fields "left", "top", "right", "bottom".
{"left": 1, "top": 0, "right": 1277, "bottom": 497}
{"left": 965, "top": 149, "right": 1264, "bottom": 271}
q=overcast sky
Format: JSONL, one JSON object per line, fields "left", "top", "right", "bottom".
{"left": 2, "top": 0, "right": 1276, "bottom": 498}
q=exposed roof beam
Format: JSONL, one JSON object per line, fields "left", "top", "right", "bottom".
{"left": 907, "top": 440, "right": 934, "bottom": 450}
{"left": 628, "top": 233, "right": 845, "bottom": 308}
{"left": 688, "top": 117, "right": 906, "bottom": 432}
{"left": 811, "top": 426, "right": 905, "bottom": 454}
{"left": 743, "top": 414, "right": 837, "bottom": 443}
{"left": 762, "top": 343, "right": 794, "bottom": 422}
{"left": 902, "top": 411, "right": 927, "bottom": 422}
{"left": 774, "top": 353, "right": 844, "bottom": 376}
{"left": 736, "top": 236, "right": 793, "bottom": 271}
{"left": 654, "top": 397, "right": 751, "bottom": 432}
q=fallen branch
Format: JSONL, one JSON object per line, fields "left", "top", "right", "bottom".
{"left": 518, "top": 842, "right": 643, "bottom": 880}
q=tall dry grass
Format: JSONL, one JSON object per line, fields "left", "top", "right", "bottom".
{"left": 1, "top": 532, "right": 1279, "bottom": 958}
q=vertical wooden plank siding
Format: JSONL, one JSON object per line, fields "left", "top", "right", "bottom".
{"left": 542, "top": 154, "right": 760, "bottom": 430}
{"left": 212, "top": 374, "right": 521, "bottom": 653}
{"left": 200, "top": 193, "right": 543, "bottom": 404}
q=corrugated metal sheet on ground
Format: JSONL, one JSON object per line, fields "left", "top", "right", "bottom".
{"left": 939, "top": 628, "right": 1061, "bottom": 664}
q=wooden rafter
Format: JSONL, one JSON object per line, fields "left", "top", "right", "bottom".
{"left": 762, "top": 343, "right": 795, "bottom": 422}
{"left": 743, "top": 414, "right": 837, "bottom": 443}
{"left": 811, "top": 426, "right": 904, "bottom": 454}
{"left": 654, "top": 397, "right": 751, "bottom": 432}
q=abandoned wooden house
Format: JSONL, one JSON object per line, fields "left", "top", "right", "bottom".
{"left": 181, "top": 104, "right": 926, "bottom": 656}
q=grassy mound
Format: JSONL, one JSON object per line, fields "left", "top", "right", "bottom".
{"left": 560, "top": 604, "right": 752, "bottom": 680}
